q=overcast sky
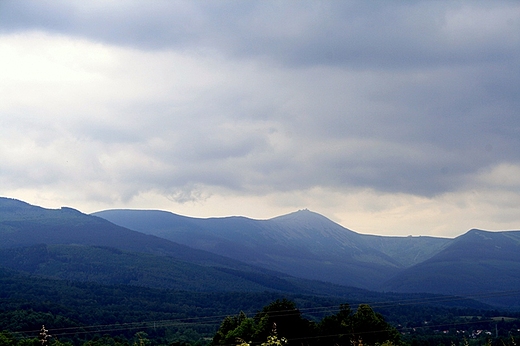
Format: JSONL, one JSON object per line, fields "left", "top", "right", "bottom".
{"left": 1, "top": 1, "right": 519, "bottom": 237}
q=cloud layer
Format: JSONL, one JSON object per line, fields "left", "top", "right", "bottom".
{"left": 1, "top": 1, "right": 519, "bottom": 236}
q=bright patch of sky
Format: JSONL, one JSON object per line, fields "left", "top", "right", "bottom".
{"left": 1, "top": 1, "right": 519, "bottom": 237}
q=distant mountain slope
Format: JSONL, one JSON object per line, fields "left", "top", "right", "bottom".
{"left": 93, "top": 209, "right": 450, "bottom": 289}
{"left": 269, "top": 211, "right": 450, "bottom": 267}
{"left": 4, "top": 197, "right": 517, "bottom": 309}
{"left": 0, "top": 244, "right": 273, "bottom": 291}
{"left": 1, "top": 243, "right": 365, "bottom": 294}
{"left": 381, "top": 229, "right": 520, "bottom": 308}
{"left": 0, "top": 242, "right": 491, "bottom": 312}
{"left": 0, "top": 197, "right": 273, "bottom": 272}
{"left": 358, "top": 234, "right": 451, "bottom": 268}
{"left": 0, "top": 197, "right": 426, "bottom": 298}
{"left": 0, "top": 197, "right": 394, "bottom": 297}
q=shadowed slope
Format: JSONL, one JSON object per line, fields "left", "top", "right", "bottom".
{"left": 381, "top": 229, "right": 520, "bottom": 308}
{"left": 93, "top": 208, "right": 449, "bottom": 289}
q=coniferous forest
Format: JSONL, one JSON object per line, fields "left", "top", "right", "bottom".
{"left": 1, "top": 268, "right": 520, "bottom": 346}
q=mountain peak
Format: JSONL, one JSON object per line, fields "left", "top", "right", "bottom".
{"left": 268, "top": 209, "right": 358, "bottom": 242}
{"left": 270, "top": 209, "right": 330, "bottom": 222}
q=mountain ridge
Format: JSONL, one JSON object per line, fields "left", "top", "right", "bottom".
{"left": 0, "top": 197, "right": 276, "bottom": 273}
{"left": 3, "top": 197, "right": 520, "bottom": 308}
{"left": 380, "top": 228, "right": 520, "bottom": 308}
{"left": 93, "top": 207, "right": 451, "bottom": 289}
{"left": 93, "top": 206, "right": 520, "bottom": 307}
{"left": 3, "top": 197, "right": 492, "bottom": 310}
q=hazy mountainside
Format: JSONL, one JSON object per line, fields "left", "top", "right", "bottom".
{"left": 358, "top": 234, "right": 451, "bottom": 268}
{"left": 0, "top": 197, "right": 432, "bottom": 299}
{"left": 93, "top": 209, "right": 450, "bottom": 289}
{"left": 3, "top": 197, "right": 520, "bottom": 309}
{"left": 0, "top": 194, "right": 515, "bottom": 346}
{"left": 0, "top": 243, "right": 407, "bottom": 297}
{"left": 0, "top": 197, "right": 371, "bottom": 296}
{"left": 0, "top": 197, "right": 261, "bottom": 271}
{"left": 381, "top": 229, "right": 520, "bottom": 308}
{"left": 269, "top": 211, "right": 451, "bottom": 267}
{"left": 93, "top": 208, "right": 520, "bottom": 307}
{"left": 0, "top": 244, "right": 286, "bottom": 292}
{"left": 4, "top": 243, "right": 485, "bottom": 309}
{"left": 0, "top": 242, "right": 420, "bottom": 298}
{"left": 0, "top": 197, "right": 492, "bottom": 311}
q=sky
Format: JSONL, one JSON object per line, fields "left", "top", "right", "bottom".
{"left": 1, "top": 1, "right": 519, "bottom": 237}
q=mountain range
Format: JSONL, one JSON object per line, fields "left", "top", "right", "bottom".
{"left": 92, "top": 209, "right": 450, "bottom": 289}
{"left": 93, "top": 208, "right": 520, "bottom": 308}
{"left": 1, "top": 197, "right": 519, "bottom": 308}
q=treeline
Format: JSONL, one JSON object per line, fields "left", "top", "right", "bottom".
{"left": 2, "top": 267, "right": 520, "bottom": 346}
{"left": 0, "top": 300, "right": 401, "bottom": 346}
{"left": 212, "top": 299, "right": 401, "bottom": 346}
{"left": 1, "top": 298, "right": 520, "bottom": 346}
{"left": 0, "top": 268, "right": 286, "bottom": 345}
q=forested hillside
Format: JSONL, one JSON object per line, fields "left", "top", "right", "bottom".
{"left": 2, "top": 197, "right": 520, "bottom": 345}
{"left": 93, "top": 209, "right": 450, "bottom": 289}
{"left": 94, "top": 207, "right": 520, "bottom": 308}
{"left": 381, "top": 229, "right": 520, "bottom": 308}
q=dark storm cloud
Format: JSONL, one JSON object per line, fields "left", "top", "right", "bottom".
{"left": 3, "top": 1, "right": 519, "bottom": 68}
{"left": 1, "top": 0, "right": 520, "bottom": 203}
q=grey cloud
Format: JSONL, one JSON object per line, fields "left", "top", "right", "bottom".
{"left": 0, "top": 1, "right": 198, "bottom": 48}
{"left": 69, "top": 61, "right": 520, "bottom": 198}
{"left": 1, "top": 0, "right": 520, "bottom": 206}
{"left": 2, "top": 1, "right": 519, "bottom": 69}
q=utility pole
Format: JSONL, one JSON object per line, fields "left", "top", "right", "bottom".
{"left": 39, "top": 325, "right": 51, "bottom": 346}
